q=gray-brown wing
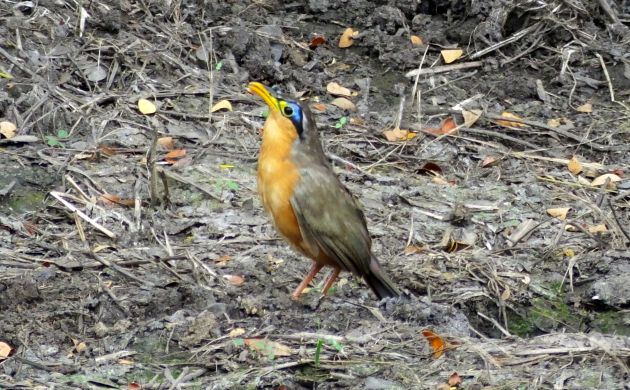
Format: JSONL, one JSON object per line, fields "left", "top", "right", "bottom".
{"left": 289, "top": 164, "right": 372, "bottom": 276}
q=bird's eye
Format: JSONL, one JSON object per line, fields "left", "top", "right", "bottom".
{"left": 283, "top": 106, "right": 293, "bottom": 116}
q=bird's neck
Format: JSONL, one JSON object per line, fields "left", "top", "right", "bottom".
{"left": 259, "top": 114, "right": 297, "bottom": 163}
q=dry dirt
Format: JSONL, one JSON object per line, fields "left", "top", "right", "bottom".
{"left": 1, "top": 0, "right": 630, "bottom": 389}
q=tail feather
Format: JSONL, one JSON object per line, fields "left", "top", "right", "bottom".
{"left": 364, "top": 255, "right": 400, "bottom": 299}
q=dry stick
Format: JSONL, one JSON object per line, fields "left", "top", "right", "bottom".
{"left": 597, "top": 0, "right": 621, "bottom": 24}
{"left": 596, "top": 52, "right": 630, "bottom": 111}
{"left": 49, "top": 191, "right": 116, "bottom": 238}
{"left": 469, "top": 21, "right": 543, "bottom": 60}
{"left": 87, "top": 250, "right": 150, "bottom": 286}
{"left": 405, "top": 61, "right": 483, "bottom": 78}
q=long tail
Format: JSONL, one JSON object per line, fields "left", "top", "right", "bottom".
{"left": 363, "top": 255, "right": 400, "bottom": 299}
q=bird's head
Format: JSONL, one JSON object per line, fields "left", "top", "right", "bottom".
{"left": 248, "top": 82, "right": 313, "bottom": 141}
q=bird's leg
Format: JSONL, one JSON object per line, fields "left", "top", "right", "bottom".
{"left": 291, "top": 262, "right": 323, "bottom": 300}
{"left": 321, "top": 268, "right": 341, "bottom": 296}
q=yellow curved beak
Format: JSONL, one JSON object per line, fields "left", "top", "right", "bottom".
{"left": 248, "top": 82, "right": 280, "bottom": 112}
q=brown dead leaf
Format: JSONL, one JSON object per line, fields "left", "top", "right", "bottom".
{"left": 0, "top": 121, "right": 17, "bottom": 139}
{"left": 164, "top": 149, "right": 187, "bottom": 164}
{"left": 441, "top": 49, "right": 463, "bottom": 63}
{"left": 496, "top": 112, "right": 525, "bottom": 127}
{"left": 223, "top": 274, "right": 245, "bottom": 286}
{"left": 245, "top": 338, "right": 292, "bottom": 357}
{"left": 462, "top": 109, "right": 482, "bottom": 127}
{"left": 331, "top": 97, "right": 356, "bottom": 111}
{"left": 215, "top": 255, "right": 232, "bottom": 266}
{"left": 448, "top": 372, "right": 462, "bottom": 387}
{"left": 339, "top": 28, "right": 358, "bottom": 48}
{"left": 383, "top": 127, "right": 416, "bottom": 141}
{"left": 591, "top": 173, "right": 622, "bottom": 187}
{"left": 98, "top": 193, "right": 135, "bottom": 207}
{"left": 422, "top": 329, "right": 445, "bottom": 358}
{"left": 404, "top": 244, "right": 425, "bottom": 255}
{"left": 547, "top": 118, "right": 562, "bottom": 128}
{"left": 0, "top": 341, "right": 13, "bottom": 360}
{"left": 500, "top": 286, "right": 511, "bottom": 302}
{"left": 229, "top": 328, "right": 246, "bottom": 337}
{"left": 589, "top": 224, "right": 608, "bottom": 234}
{"left": 576, "top": 102, "right": 593, "bottom": 113}
{"left": 309, "top": 35, "right": 326, "bottom": 49}
{"left": 481, "top": 155, "right": 499, "bottom": 167}
{"left": 567, "top": 155, "right": 582, "bottom": 175}
{"left": 326, "top": 82, "right": 356, "bottom": 97}
{"left": 425, "top": 117, "right": 458, "bottom": 136}
{"left": 157, "top": 136, "right": 175, "bottom": 150}
{"left": 547, "top": 207, "right": 570, "bottom": 221}
{"left": 410, "top": 35, "right": 423, "bottom": 46}
{"left": 311, "top": 103, "right": 327, "bottom": 112}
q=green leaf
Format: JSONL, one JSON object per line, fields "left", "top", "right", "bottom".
{"left": 334, "top": 122, "right": 343, "bottom": 129}
{"left": 314, "top": 339, "right": 323, "bottom": 366}
{"left": 46, "top": 136, "right": 63, "bottom": 147}
{"left": 339, "top": 116, "right": 348, "bottom": 125}
{"left": 328, "top": 338, "right": 343, "bottom": 352}
{"left": 232, "top": 338, "right": 245, "bottom": 347}
{"left": 225, "top": 180, "right": 239, "bottom": 191}
{"left": 57, "top": 129, "right": 69, "bottom": 138}
{"left": 215, "top": 61, "right": 223, "bottom": 71}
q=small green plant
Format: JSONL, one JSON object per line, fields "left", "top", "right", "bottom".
{"left": 214, "top": 178, "right": 239, "bottom": 195}
{"left": 334, "top": 116, "right": 348, "bottom": 129}
{"left": 314, "top": 338, "right": 344, "bottom": 366}
{"left": 215, "top": 61, "right": 223, "bottom": 71}
{"left": 46, "top": 129, "right": 69, "bottom": 147}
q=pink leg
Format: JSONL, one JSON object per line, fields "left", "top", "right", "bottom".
{"left": 291, "top": 263, "right": 323, "bottom": 300}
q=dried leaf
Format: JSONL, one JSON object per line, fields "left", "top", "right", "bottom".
{"left": 223, "top": 274, "right": 245, "bottom": 286}
{"left": 383, "top": 127, "right": 416, "bottom": 142}
{"left": 245, "top": 338, "right": 292, "bottom": 357}
{"left": 339, "top": 27, "right": 358, "bottom": 48}
{"left": 229, "top": 328, "right": 246, "bottom": 337}
{"left": 589, "top": 224, "right": 608, "bottom": 233}
{"left": 448, "top": 372, "right": 462, "bottom": 386}
{"left": 547, "top": 207, "right": 570, "bottom": 220}
{"left": 567, "top": 155, "right": 582, "bottom": 175}
{"left": 410, "top": 35, "right": 423, "bottom": 46}
{"left": 311, "top": 103, "right": 327, "bottom": 112}
{"left": 309, "top": 35, "right": 326, "bottom": 49}
{"left": 422, "top": 329, "right": 445, "bottom": 358}
{"left": 591, "top": 173, "right": 621, "bottom": 187}
{"left": 215, "top": 255, "right": 232, "bottom": 266}
{"left": 138, "top": 98, "right": 157, "bottom": 115}
{"left": 331, "top": 97, "right": 356, "bottom": 111}
{"left": 404, "top": 244, "right": 425, "bottom": 254}
{"left": 211, "top": 99, "right": 233, "bottom": 112}
{"left": 462, "top": 109, "right": 482, "bottom": 127}
{"left": 326, "top": 82, "right": 356, "bottom": 97}
{"left": 576, "top": 102, "right": 592, "bottom": 113}
{"left": 74, "top": 341, "right": 87, "bottom": 353}
{"left": 157, "top": 136, "right": 175, "bottom": 150}
{"left": 98, "top": 193, "right": 135, "bottom": 207}
{"left": 481, "top": 155, "right": 499, "bottom": 167}
{"left": 0, "top": 121, "right": 17, "bottom": 139}
{"left": 547, "top": 118, "right": 562, "bottom": 127}
{"left": 496, "top": 112, "right": 525, "bottom": 127}
{"left": 164, "top": 149, "right": 187, "bottom": 164}
{"left": 0, "top": 341, "right": 13, "bottom": 359}
{"left": 441, "top": 49, "right": 463, "bottom": 64}
{"left": 500, "top": 286, "right": 511, "bottom": 302}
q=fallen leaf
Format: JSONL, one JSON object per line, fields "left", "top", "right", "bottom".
{"left": 73, "top": 339, "right": 87, "bottom": 353}
{"left": 211, "top": 99, "right": 233, "bottom": 112}
{"left": 462, "top": 109, "right": 482, "bottom": 127}
{"left": 98, "top": 193, "right": 135, "bottom": 207}
{"left": 422, "top": 329, "right": 445, "bottom": 358}
{"left": 547, "top": 207, "right": 570, "bottom": 221}
{"left": 311, "top": 103, "right": 327, "bottom": 112}
{"left": 404, "top": 244, "right": 425, "bottom": 254}
{"left": 326, "top": 82, "right": 356, "bottom": 97}
{"left": 576, "top": 102, "right": 592, "bottom": 113}
{"left": 229, "top": 328, "right": 246, "bottom": 337}
{"left": 589, "top": 224, "right": 608, "bottom": 234}
{"left": 496, "top": 112, "right": 525, "bottom": 127}
{"left": 331, "top": 97, "right": 356, "bottom": 111}
{"left": 128, "top": 381, "right": 141, "bottom": 389}
{"left": 448, "top": 372, "right": 462, "bottom": 387}
{"left": 417, "top": 162, "right": 443, "bottom": 175}
{"left": 591, "top": 173, "right": 621, "bottom": 187}
{"left": 0, "top": 341, "right": 13, "bottom": 359}
{"left": 0, "top": 121, "right": 17, "bottom": 139}
{"left": 138, "top": 98, "right": 156, "bottom": 115}
{"left": 164, "top": 149, "right": 187, "bottom": 164}
{"left": 223, "top": 274, "right": 245, "bottom": 286}
{"left": 432, "top": 176, "right": 451, "bottom": 186}
{"left": 481, "top": 155, "right": 499, "bottom": 167}
{"left": 577, "top": 176, "right": 592, "bottom": 186}
{"left": 500, "top": 286, "right": 511, "bottom": 301}
{"left": 157, "top": 136, "right": 175, "bottom": 150}
{"left": 245, "top": 338, "right": 292, "bottom": 358}
{"left": 567, "top": 155, "right": 582, "bottom": 175}
{"left": 383, "top": 127, "right": 416, "bottom": 141}
{"left": 339, "top": 27, "right": 358, "bottom": 48}
{"left": 309, "top": 35, "right": 326, "bottom": 49}
{"left": 410, "top": 35, "right": 423, "bottom": 46}
{"left": 441, "top": 49, "right": 463, "bottom": 64}
{"left": 425, "top": 117, "right": 457, "bottom": 136}
{"left": 547, "top": 118, "right": 562, "bottom": 127}
{"left": 215, "top": 255, "right": 232, "bottom": 266}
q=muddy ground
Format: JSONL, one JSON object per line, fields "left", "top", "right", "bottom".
{"left": 1, "top": 0, "right": 630, "bottom": 389}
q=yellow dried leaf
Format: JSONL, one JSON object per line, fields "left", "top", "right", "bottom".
{"left": 326, "top": 82, "right": 356, "bottom": 97}
{"left": 589, "top": 224, "right": 608, "bottom": 233}
{"left": 0, "top": 121, "right": 17, "bottom": 139}
{"left": 0, "top": 341, "right": 12, "bottom": 359}
{"left": 211, "top": 99, "right": 233, "bottom": 112}
{"left": 576, "top": 103, "right": 592, "bottom": 113}
{"left": 331, "top": 97, "right": 356, "bottom": 111}
{"left": 500, "top": 287, "right": 511, "bottom": 302}
{"left": 462, "top": 109, "right": 482, "bottom": 127}
{"left": 567, "top": 155, "right": 582, "bottom": 175}
{"left": 441, "top": 49, "right": 463, "bottom": 64}
{"left": 138, "top": 99, "right": 156, "bottom": 115}
{"left": 547, "top": 118, "right": 561, "bottom": 127}
{"left": 157, "top": 136, "right": 175, "bottom": 150}
{"left": 245, "top": 338, "right": 292, "bottom": 357}
{"left": 496, "top": 112, "right": 525, "bottom": 127}
{"left": 339, "top": 28, "right": 358, "bottom": 48}
{"left": 229, "top": 328, "right": 246, "bottom": 337}
{"left": 410, "top": 35, "right": 423, "bottom": 46}
{"left": 74, "top": 340, "right": 87, "bottom": 353}
{"left": 591, "top": 173, "right": 622, "bottom": 187}
{"left": 547, "top": 207, "right": 570, "bottom": 220}
{"left": 383, "top": 127, "right": 415, "bottom": 142}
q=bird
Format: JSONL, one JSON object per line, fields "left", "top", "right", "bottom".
{"left": 248, "top": 81, "right": 400, "bottom": 300}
